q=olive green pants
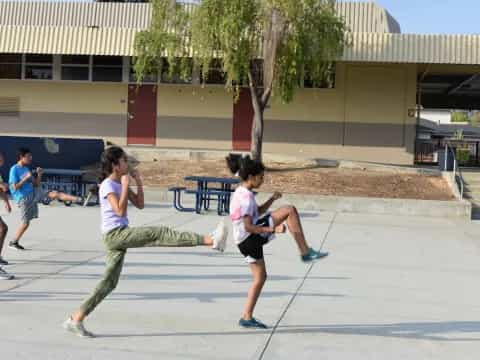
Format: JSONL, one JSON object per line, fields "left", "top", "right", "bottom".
{"left": 80, "top": 226, "right": 203, "bottom": 316}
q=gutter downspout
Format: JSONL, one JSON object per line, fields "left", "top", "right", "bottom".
{"left": 415, "top": 65, "right": 430, "bottom": 164}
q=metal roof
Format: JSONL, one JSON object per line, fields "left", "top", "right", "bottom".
{"left": 0, "top": 1, "right": 398, "bottom": 33}
{"left": 0, "top": 26, "right": 137, "bottom": 56}
{"left": 343, "top": 32, "right": 480, "bottom": 65}
{"left": 0, "top": 2, "right": 479, "bottom": 66}
{"left": 335, "top": 2, "right": 400, "bottom": 33}
{"left": 0, "top": 2, "right": 152, "bottom": 28}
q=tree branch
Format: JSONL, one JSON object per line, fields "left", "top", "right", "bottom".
{"left": 248, "top": 70, "right": 261, "bottom": 114}
{"left": 261, "top": 88, "right": 272, "bottom": 109}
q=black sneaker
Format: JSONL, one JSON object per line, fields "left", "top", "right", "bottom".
{"left": 0, "top": 267, "right": 14, "bottom": 280}
{"left": 0, "top": 256, "right": 8, "bottom": 265}
{"left": 9, "top": 241, "right": 25, "bottom": 251}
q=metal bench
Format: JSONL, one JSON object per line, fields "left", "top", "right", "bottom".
{"left": 169, "top": 186, "right": 233, "bottom": 215}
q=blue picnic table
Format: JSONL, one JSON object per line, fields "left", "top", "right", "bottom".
{"left": 169, "top": 176, "right": 240, "bottom": 215}
{"left": 40, "top": 168, "right": 98, "bottom": 206}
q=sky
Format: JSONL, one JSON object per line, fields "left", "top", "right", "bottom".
{"left": 373, "top": 0, "right": 480, "bottom": 35}
{"left": 0, "top": 0, "right": 478, "bottom": 35}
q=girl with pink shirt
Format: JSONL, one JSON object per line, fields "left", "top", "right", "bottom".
{"left": 226, "top": 154, "right": 328, "bottom": 329}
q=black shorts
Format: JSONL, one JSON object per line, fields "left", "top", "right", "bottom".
{"left": 237, "top": 215, "right": 272, "bottom": 263}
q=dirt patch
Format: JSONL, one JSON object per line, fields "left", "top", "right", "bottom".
{"left": 136, "top": 160, "right": 454, "bottom": 201}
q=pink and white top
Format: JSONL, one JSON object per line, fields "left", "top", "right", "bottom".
{"left": 229, "top": 185, "right": 258, "bottom": 244}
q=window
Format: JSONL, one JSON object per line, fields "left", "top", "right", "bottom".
{"left": 0, "top": 54, "right": 22, "bottom": 79}
{"left": 160, "top": 57, "right": 193, "bottom": 84}
{"left": 25, "top": 54, "right": 53, "bottom": 80}
{"left": 92, "top": 56, "right": 122, "bottom": 82}
{"left": 303, "top": 63, "right": 336, "bottom": 89}
{"left": 205, "top": 59, "right": 226, "bottom": 85}
{"left": 129, "top": 58, "right": 158, "bottom": 83}
{"left": 62, "top": 55, "right": 89, "bottom": 81}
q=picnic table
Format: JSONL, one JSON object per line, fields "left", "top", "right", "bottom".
{"left": 169, "top": 176, "right": 240, "bottom": 215}
{"left": 39, "top": 168, "right": 98, "bottom": 206}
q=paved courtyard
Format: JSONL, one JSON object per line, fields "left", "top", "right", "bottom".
{"left": 0, "top": 200, "right": 479, "bottom": 359}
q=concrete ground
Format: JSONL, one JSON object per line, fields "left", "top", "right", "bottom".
{"left": 0, "top": 200, "right": 479, "bottom": 359}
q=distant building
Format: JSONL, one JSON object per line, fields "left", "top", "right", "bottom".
{"left": 1, "top": 2, "right": 480, "bottom": 165}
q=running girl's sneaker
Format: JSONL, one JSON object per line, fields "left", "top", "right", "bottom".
{"left": 0, "top": 256, "right": 8, "bottom": 265}
{"left": 238, "top": 317, "right": 268, "bottom": 329}
{"left": 301, "top": 248, "right": 329, "bottom": 263}
{"left": 211, "top": 219, "right": 228, "bottom": 252}
{"left": 9, "top": 241, "right": 25, "bottom": 251}
{"left": 0, "top": 267, "right": 14, "bottom": 280}
{"left": 63, "top": 317, "right": 95, "bottom": 338}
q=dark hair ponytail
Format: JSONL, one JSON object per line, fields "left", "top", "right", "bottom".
{"left": 225, "top": 153, "right": 265, "bottom": 181}
{"left": 100, "top": 146, "right": 126, "bottom": 181}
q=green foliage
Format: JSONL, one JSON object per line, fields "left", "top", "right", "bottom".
{"left": 134, "top": 0, "right": 348, "bottom": 103}
{"left": 456, "top": 147, "right": 470, "bottom": 164}
{"left": 451, "top": 111, "right": 469, "bottom": 123}
{"left": 133, "top": 0, "right": 192, "bottom": 82}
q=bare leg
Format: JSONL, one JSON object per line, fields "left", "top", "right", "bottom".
{"left": 202, "top": 235, "right": 214, "bottom": 246}
{"left": 13, "top": 222, "right": 29, "bottom": 244}
{"left": 270, "top": 205, "right": 309, "bottom": 256}
{"left": 242, "top": 260, "right": 267, "bottom": 320}
{"left": 0, "top": 219, "right": 7, "bottom": 256}
{"left": 48, "top": 191, "right": 80, "bottom": 203}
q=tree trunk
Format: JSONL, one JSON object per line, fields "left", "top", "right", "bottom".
{"left": 248, "top": 74, "right": 265, "bottom": 162}
{"left": 251, "top": 99, "right": 265, "bottom": 162}
{"left": 249, "top": 7, "right": 284, "bottom": 162}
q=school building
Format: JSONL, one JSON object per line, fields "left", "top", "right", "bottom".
{"left": 1, "top": 1, "right": 480, "bottom": 165}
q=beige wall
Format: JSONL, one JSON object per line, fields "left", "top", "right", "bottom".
{"left": 262, "top": 62, "right": 417, "bottom": 164}
{"left": 0, "top": 62, "right": 418, "bottom": 165}
{"left": 0, "top": 80, "right": 128, "bottom": 145}
{"left": 156, "top": 85, "right": 232, "bottom": 150}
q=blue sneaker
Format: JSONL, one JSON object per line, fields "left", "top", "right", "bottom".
{"left": 301, "top": 248, "right": 329, "bottom": 263}
{"left": 239, "top": 318, "right": 268, "bottom": 329}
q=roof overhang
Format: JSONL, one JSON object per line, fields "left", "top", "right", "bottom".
{"left": 2, "top": 28, "right": 480, "bottom": 67}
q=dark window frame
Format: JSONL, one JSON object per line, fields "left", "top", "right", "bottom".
{"left": 0, "top": 53, "right": 22, "bottom": 79}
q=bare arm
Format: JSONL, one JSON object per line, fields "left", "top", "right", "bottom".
{"left": 11, "top": 172, "right": 32, "bottom": 191}
{"left": 33, "top": 167, "right": 43, "bottom": 186}
{"left": 258, "top": 192, "right": 282, "bottom": 214}
{"left": 128, "top": 171, "right": 144, "bottom": 210}
{"left": 243, "top": 215, "right": 274, "bottom": 235}
{"left": 106, "top": 176, "right": 130, "bottom": 217}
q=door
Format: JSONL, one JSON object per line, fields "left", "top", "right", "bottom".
{"left": 232, "top": 88, "right": 254, "bottom": 151}
{"left": 127, "top": 85, "right": 157, "bottom": 145}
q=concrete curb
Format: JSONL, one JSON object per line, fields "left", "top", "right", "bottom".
{"left": 125, "top": 146, "right": 442, "bottom": 174}
{"left": 125, "top": 147, "right": 338, "bottom": 167}
{"left": 144, "top": 188, "right": 472, "bottom": 219}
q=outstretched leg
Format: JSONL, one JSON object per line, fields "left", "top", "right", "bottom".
{"left": 47, "top": 190, "right": 81, "bottom": 203}
{"left": 104, "top": 226, "right": 209, "bottom": 250}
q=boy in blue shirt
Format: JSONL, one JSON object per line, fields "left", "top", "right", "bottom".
{"left": 8, "top": 147, "right": 81, "bottom": 250}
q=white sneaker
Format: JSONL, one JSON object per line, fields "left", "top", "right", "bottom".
{"left": 0, "top": 267, "right": 14, "bottom": 280}
{"left": 63, "top": 317, "right": 95, "bottom": 338}
{"left": 211, "top": 219, "right": 228, "bottom": 252}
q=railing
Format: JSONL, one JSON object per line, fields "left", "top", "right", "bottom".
{"left": 445, "top": 143, "right": 465, "bottom": 199}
